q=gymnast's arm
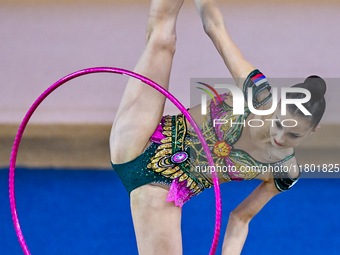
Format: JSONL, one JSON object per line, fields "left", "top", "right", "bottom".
{"left": 194, "top": 0, "right": 255, "bottom": 89}
{"left": 221, "top": 180, "right": 280, "bottom": 255}
{"left": 222, "top": 157, "right": 300, "bottom": 254}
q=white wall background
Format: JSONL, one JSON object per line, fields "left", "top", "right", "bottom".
{"left": 1, "top": 1, "right": 339, "bottom": 124}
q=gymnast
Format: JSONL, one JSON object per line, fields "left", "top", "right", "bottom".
{"left": 109, "top": 0, "right": 326, "bottom": 254}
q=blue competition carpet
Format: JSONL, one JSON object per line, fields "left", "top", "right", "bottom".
{"left": 1, "top": 168, "right": 339, "bottom": 255}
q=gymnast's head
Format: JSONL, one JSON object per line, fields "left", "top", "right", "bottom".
{"left": 270, "top": 75, "right": 327, "bottom": 148}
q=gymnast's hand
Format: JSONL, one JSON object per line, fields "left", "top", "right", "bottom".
{"left": 194, "top": 0, "right": 255, "bottom": 89}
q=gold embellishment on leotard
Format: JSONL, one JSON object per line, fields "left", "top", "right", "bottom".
{"left": 147, "top": 114, "right": 208, "bottom": 195}
{"left": 160, "top": 137, "right": 171, "bottom": 143}
{"left": 186, "top": 178, "right": 193, "bottom": 187}
{"left": 162, "top": 131, "right": 172, "bottom": 137}
{"left": 154, "top": 167, "right": 167, "bottom": 173}
{"left": 162, "top": 167, "right": 178, "bottom": 175}
{"left": 150, "top": 157, "right": 160, "bottom": 164}
{"left": 170, "top": 170, "right": 183, "bottom": 179}
{"left": 213, "top": 141, "right": 231, "bottom": 158}
{"left": 179, "top": 173, "right": 188, "bottom": 182}
{"left": 147, "top": 163, "right": 165, "bottom": 172}
{"left": 157, "top": 143, "right": 172, "bottom": 150}
{"left": 193, "top": 186, "right": 200, "bottom": 194}
{"left": 155, "top": 149, "right": 172, "bottom": 158}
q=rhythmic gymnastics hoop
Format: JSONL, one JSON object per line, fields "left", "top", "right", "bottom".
{"left": 9, "top": 67, "right": 222, "bottom": 255}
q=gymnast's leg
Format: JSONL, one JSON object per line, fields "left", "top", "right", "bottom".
{"left": 110, "top": 0, "right": 184, "bottom": 164}
{"left": 110, "top": 0, "right": 184, "bottom": 254}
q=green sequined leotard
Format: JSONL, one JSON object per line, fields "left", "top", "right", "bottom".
{"left": 111, "top": 70, "right": 300, "bottom": 206}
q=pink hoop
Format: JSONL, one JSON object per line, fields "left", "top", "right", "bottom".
{"left": 9, "top": 67, "right": 222, "bottom": 255}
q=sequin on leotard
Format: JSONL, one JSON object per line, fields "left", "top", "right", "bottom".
{"left": 111, "top": 142, "right": 173, "bottom": 195}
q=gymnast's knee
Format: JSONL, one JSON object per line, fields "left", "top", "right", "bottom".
{"left": 130, "top": 184, "right": 170, "bottom": 211}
